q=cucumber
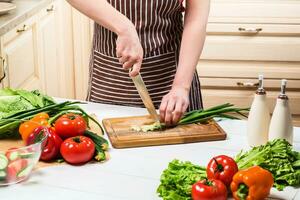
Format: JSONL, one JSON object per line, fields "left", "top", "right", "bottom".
{"left": 20, "top": 152, "right": 36, "bottom": 159}
{"left": 0, "top": 154, "right": 8, "bottom": 170}
{"left": 0, "top": 170, "right": 6, "bottom": 181}
{"left": 17, "top": 164, "right": 33, "bottom": 178}
{"left": 8, "top": 151, "right": 20, "bottom": 161}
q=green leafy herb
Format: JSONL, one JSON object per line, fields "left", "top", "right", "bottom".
{"left": 157, "top": 159, "right": 206, "bottom": 200}
{"left": 235, "top": 139, "right": 300, "bottom": 190}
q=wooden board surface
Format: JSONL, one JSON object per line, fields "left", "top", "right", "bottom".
{"left": 0, "top": 114, "right": 103, "bottom": 168}
{"left": 103, "top": 115, "right": 227, "bottom": 149}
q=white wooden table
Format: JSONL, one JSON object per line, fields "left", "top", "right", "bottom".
{"left": 1, "top": 102, "right": 299, "bottom": 200}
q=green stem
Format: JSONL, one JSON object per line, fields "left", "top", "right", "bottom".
{"left": 237, "top": 183, "right": 249, "bottom": 200}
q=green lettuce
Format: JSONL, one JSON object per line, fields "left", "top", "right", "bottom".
{"left": 0, "top": 88, "right": 55, "bottom": 119}
{"left": 157, "top": 160, "right": 206, "bottom": 200}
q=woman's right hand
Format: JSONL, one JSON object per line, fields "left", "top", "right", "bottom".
{"left": 116, "top": 27, "right": 143, "bottom": 77}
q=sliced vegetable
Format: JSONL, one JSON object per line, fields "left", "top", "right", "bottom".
{"left": 60, "top": 136, "right": 95, "bottom": 165}
{"left": 54, "top": 113, "right": 87, "bottom": 139}
{"left": 0, "top": 153, "right": 8, "bottom": 170}
{"left": 0, "top": 170, "right": 6, "bottom": 181}
{"left": 133, "top": 103, "right": 249, "bottom": 132}
{"left": 230, "top": 166, "right": 274, "bottom": 200}
{"left": 192, "top": 179, "right": 227, "bottom": 200}
{"left": 84, "top": 130, "right": 109, "bottom": 162}
{"left": 206, "top": 155, "right": 238, "bottom": 187}
{"left": 6, "top": 159, "right": 28, "bottom": 182}
{"left": 17, "top": 164, "right": 33, "bottom": 178}
{"left": 5, "top": 151, "right": 19, "bottom": 162}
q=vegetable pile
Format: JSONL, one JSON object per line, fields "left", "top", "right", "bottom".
{"left": 157, "top": 139, "right": 300, "bottom": 200}
{"left": 235, "top": 139, "right": 300, "bottom": 190}
{"left": 0, "top": 88, "right": 109, "bottom": 166}
{"left": 132, "top": 103, "right": 249, "bottom": 132}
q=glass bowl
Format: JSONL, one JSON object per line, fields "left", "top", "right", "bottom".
{"left": 0, "top": 127, "right": 48, "bottom": 186}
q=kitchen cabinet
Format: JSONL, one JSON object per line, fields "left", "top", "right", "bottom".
{"left": 71, "top": 8, "right": 94, "bottom": 100}
{"left": 198, "top": 0, "right": 300, "bottom": 126}
{"left": 0, "top": 0, "right": 75, "bottom": 98}
{"left": 0, "top": 16, "right": 45, "bottom": 91}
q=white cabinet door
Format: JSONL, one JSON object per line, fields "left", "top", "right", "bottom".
{"left": 36, "top": 3, "right": 60, "bottom": 97}
{"left": 72, "top": 8, "right": 94, "bottom": 100}
{"left": 2, "top": 22, "right": 45, "bottom": 91}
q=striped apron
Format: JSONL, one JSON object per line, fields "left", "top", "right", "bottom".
{"left": 87, "top": 0, "right": 203, "bottom": 111}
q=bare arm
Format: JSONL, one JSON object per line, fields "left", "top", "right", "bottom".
{"left": 174, "top": 0, "right": 210, "bottom": 91}
{"left": 160, "top": 0, "right": 210, "bottom": 125}
{"left": 67, "top": 0, "right": 143, "bottom": 76}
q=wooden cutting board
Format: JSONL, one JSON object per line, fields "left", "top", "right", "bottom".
{"left": 103, "top": 115, "right": 227, "bottom": 149}
{"left": 0, "top": 114, "right": 103, "bottom": 168}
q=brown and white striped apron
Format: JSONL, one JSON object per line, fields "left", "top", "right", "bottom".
{"left": 87, "top": 0, "right": 203, "bottom": 111}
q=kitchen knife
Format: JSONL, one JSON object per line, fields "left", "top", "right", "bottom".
{"left": 131, "top": 73, "right": 160, "bottom": 123}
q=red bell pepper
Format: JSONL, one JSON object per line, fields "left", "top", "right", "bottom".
{"left": 39, "top": 127, "right": 62, "bottom": 161}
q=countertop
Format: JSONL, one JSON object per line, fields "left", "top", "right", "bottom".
{"left": 0, "top": 0, "right": 53, "bottom": 35}
{"left": 0, "top": 101, "right": 300, "bottom": 200}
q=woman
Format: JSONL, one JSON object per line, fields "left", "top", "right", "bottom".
{"left": 67, "top": 0, "right": 210, "bottom": 126}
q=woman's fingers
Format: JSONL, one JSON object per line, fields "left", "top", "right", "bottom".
{"left": 159, "top": 96, "right": 168, "bottom": 123}
{"left": 129, "top": 62, "right": 141, "bottom": 77}
{"left": 172, "top": 100, "right": 184, "bottom": 124}
{"left": 164, "top": 99, "right": 175, "bottom": 127}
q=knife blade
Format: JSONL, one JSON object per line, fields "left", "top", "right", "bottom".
{"left": 131, "top": 73, "right": 160, "bottom": 123}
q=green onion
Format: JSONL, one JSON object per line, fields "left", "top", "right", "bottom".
{"left": 0, "top": 101, "right": 103, "bottom": 139}
{"left": 133, "top": 103, "right": 249, "bottom": 132}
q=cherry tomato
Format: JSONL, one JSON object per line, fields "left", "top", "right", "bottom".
{"left": 40, "top": 127, "right": 63, "bottom": 161}
{"left": 192, "top": 179, "right": 227, "bottom": 200}
{"left": 54, "top": 114, "right": 87, "bottom": 139}
{"left": 206, "top": 155, "right": 238, "bottom": 187}
{"left": 60, "top": 136, "right": 95, "bottom": 165}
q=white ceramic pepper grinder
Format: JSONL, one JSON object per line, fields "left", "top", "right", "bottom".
{"left": 269, "top": 79, "right": 293, "bottom": 144}
{"left": 247, "top": 75, "right": 271, "bottom": 146}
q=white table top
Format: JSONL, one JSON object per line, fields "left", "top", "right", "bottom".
{"left": 1, "top": 101, "right": 300, "bottom": 200}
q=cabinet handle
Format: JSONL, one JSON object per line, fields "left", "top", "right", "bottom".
{"left": 236, "top": 82, "right": 259, "bottom": 87}
{"left": 238, "top": 27, "right": 262, "bottom": 34}
{"left": 46, "top": 5, "right": 55, "bottom": 12}
{"left": 16, "top": 24, "right": 28, "bottom": 33}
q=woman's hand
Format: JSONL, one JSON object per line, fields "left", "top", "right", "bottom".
{"left": 159, "top": 86, "right": 190, "bottom": 126}
{"left": 116, "top": 27, "right": 143, "bottom": 77}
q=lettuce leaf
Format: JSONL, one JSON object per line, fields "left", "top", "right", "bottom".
{"left": 0, "top": 88, "right": 55, "bottom": 119}
{"left": 157, "top": 160, "right": 206, "bottom": 200}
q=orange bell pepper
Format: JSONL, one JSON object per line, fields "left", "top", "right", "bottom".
{"left": 19, "top": 113, "right": 50, "bottom": 142}
{"left": 230, "top": 166, "right": 274, "bottom": 200}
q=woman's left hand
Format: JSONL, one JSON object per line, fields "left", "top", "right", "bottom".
{"left": 159, "top": 86, "right": 189, "bottom": 126}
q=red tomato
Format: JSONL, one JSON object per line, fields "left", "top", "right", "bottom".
{"left": 7, "top": 159, "right": 28, "bottom": 182}
{"left": 54, "top": 114, "right": 87, "bottom": 139}
{"left": 206, "top": 155, "right": 238, "bottom": 187}
{"left": 40, "top": 127, "right": 63, "bottom": 161}
{"left": 192, "top": 179, "right": 227, "bottom": 200}
{"left": 60, "top": 136, "right": 95, "bottom": 165}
